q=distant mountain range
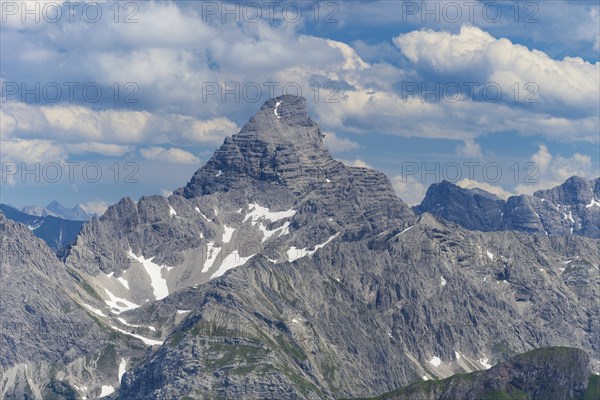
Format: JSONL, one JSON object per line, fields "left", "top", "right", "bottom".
{"left": 0, "top": 204, "right": 85, "bottom": 253}
{"left": 21, "top": 200, "right": 93, "bottom": 221}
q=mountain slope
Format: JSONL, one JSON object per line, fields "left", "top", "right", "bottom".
{"left": 415, "top": 178, "right": 600, "bottom": 238}
{"left": 115, "top": 213, "right": 599, "bottom": 399}
{"left": 348, "top": 347, "right": 593, "bottom": 400}
{"left": 0, "top": 211, "right": 165, "bottom": 399}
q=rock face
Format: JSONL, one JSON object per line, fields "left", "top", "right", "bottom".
{"left": 114, "top": 214, "right": 600, "bottom": 399}
{"left": 175, "top": 94, "right": 413, "bottom": 232}
{"left": 0, "top": 214, "right": 109, "bottom": 399}
{"left": 63, "top": 94, "right": 414, "bottom": 318}
{"left": 2, "top": 96, "right": 599, "bottom": 400}
{"left": 352, "top": 347, "right": 593, "bottom": 400}
{"left": 0, "top": 214, "right": 101, "bottom": 367}
{"left": 413, "top": 181, "right": 505, "bottom": 231}
{"left": 415, "top": 177, "right": 600, "bottom": 238}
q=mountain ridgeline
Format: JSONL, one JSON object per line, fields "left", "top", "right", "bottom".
{"left": 414, "top": 178, "right": 600, "bottom": 238}
{"left": 0, "top": 95, "right": 598, "bottom": 399}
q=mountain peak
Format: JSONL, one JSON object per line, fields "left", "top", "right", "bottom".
{"left": 176, "top": 96, "right": 332, "bottom": 198}
{"left": 259, "top": 95, "right": 311, "bottom": 125}
{"left": 240, "top": 95, "right": 324, "bottom": 146}
{"left": 534, "top": 175, "right": 594, "bottom": 205}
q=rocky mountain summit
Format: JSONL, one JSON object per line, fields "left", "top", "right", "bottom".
{"left": 1, "top": 95, "right": 598, "bottom": 399}
{"left": 415, "top": 177, "right": 600, "bottom": 238}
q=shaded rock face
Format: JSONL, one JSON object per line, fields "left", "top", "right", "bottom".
{"left": 0, "top": 214, "right": 103, "bottom": 367}
{"left": 414, "top": 181, "right": 505, "bottom": 231}
{"left": 355, "top": 347, "right": 592, "bottom": 400}
{"left": 415, "top": 178, "right": 600, "bottom": 238}
{"left": 0, "top": 213, "right": 126, "bottom": 400}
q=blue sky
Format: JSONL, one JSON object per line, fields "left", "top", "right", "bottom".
{"left": 1, "top": 0, "right": 598, "bottom": 213}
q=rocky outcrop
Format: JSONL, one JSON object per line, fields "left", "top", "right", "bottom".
{"left": 413, "top": 181, "right": 505, "bottom": 231}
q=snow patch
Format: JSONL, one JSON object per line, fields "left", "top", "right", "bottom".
{"left": 244, "top": 203, "right": 295, "bottom": 224}
{"left": 202, "top": 242, "right": 221, "bottom": 273}
{"left": 117, "top": 317, "right": 155, "bottom": 332}
{"left": 274, "top": 101, "right": 282, "bottom": 118}
{"left": 586, "top": 198, "right": 600, "bottom": 208}
{"left": 103, "top": 288, "right": 140, "bottom": 314}
{"left": 479, "top": 357, "right": 492, "bottom": 369}
{"left": 195, "top": 207, "right": 210, "bottom": 221}
{"left": 259, "top": 220, "right": 292, "bottom": 242}
{"left": 104, "top": 270, "right": 130, "bottom": 290}
{"left": 118, "top": 358, "right": 127, "bottom": 383}
{"left": 100, "top": 385, "right": 115, "bottom": 397}
{"left": 83, "top": 304, "right": 106, "bottom": 317}
{"left": 222, "top": 225, "right": 235, "bottom": 243}
{"left": 211, "top": 250, "right": 255, "bottom": 279}
{"left": 117, "top": 276, "right": 130, "bottom": 290}
{"left": 109, "top": 325, "right": 163, "bottom": 346}
{"left": 454, "top": 351, "right": 461, "bottom": 360}
{"left": 440, "top": 276, "right": 447, "bottom": 286}
{"left": 177, "top": 309, "right": 191, "bottom": 314}
{"left": 428, "top": 356, "right": 442, "bottom": 367}
{"left": 287, "top": 233, "right": 339, "bottom": 262}
{"left": 128, "top": 251, "right": 170, "bottom": 300}
{"left": 486, "top": 251, "right": 494, "bottom": 261}
{"left": 398, "top": 226, "right": 413, "bottom": 235}
{"left": 422, "top": 376, "right": 429, "bottom": 381}
{"left": 216, "top": 170, "right": 223, "bottom": 177}
{"left": 169, "top": 205, "right": 177, "bottom": 216}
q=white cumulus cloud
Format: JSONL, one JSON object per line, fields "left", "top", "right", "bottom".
{"left": 140, "top": 147, "right": 200, "bottom": 165}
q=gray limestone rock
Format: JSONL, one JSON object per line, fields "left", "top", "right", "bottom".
{"left": 415, "top": 178, "right": 600, "bottom": 238}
